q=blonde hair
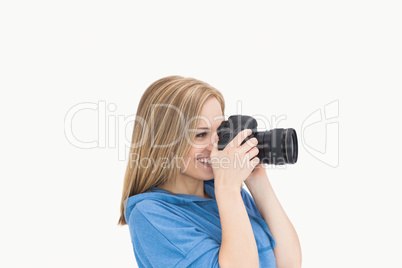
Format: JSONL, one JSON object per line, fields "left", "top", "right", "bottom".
{"left": 118, "top": 75, "right": 225, "bottom": 225}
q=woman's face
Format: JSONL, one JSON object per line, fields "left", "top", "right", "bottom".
{"left": 179, "top": 97, "right": 224, "bottom": 181}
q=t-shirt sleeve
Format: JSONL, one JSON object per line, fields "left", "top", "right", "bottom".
{"left": 240, "top": 186, "right": 277, "bottom": 250}
{"left": 128, "top": 200, "right": 221, "bottom": 268}
{"left": 241, "top": 186, "right": 263, "bottom": 219}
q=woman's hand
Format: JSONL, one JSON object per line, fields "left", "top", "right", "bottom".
{"left": 210, "top": 129, "right": 260, "bottom": 191}
{"left": 244, "top": 163, "right": 269, "bottom": 189}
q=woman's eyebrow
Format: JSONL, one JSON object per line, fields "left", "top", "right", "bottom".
{"left": 197, "top": 127, "right": 210, "bottom": 130}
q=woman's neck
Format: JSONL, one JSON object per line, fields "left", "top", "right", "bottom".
{"left": 158, "top": 178, "right": 211, "bottom": 199}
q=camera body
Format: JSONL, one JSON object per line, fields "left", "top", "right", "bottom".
{"left": 216, "top": 115, "right": 298, "bottom": 165}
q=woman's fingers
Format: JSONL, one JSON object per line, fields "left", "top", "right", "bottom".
{"left": 211, "top": 128, "right": 261, "bottom": 188}
{"left": 238, "top": 137, "right": 258, "bottom": 155}
{"left": 251, "top": 156, "right": 260, "bottom": 166}
{"left": 246, "top": 146, "right": 259, "bottom": 160}
{"left": 228, "top": 129, "right": 252, "bottom": 148}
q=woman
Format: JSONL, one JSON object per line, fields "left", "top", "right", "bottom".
{"left": 118, "top": 75, "right": 302, "bottom": 267}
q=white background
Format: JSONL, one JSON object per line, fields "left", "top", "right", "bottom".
{"left": 1, "top": 0, "right": 401, "bottom": 267}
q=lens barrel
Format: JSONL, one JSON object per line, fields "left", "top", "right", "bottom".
{"left": 254, "top": 128, "right": 298, "bottom": 165}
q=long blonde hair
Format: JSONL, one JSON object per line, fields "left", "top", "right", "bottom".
{"left": 118, "top": 75, "right": 225, "bottom": 225}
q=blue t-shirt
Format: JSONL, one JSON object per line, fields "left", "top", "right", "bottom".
{"left": 124, "top": 179, "right": 276, "bottom": 267}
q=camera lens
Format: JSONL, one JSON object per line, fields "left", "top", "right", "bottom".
{"left": 257, "top": 128, "right": 298, "bottom": 165}
{"left": 285, "top": 128, "right": 298, "bottom": 164}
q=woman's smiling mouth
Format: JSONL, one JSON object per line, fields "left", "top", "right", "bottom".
{"left": 197, "top": 157, "right": 212, "bottom": 167}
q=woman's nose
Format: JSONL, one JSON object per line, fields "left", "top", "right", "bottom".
{"left": 207, "top": 132, "right": 218, "bottom": 151}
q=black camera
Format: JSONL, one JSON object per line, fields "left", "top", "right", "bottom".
{"left": 216, "top": 115, "right": 298, "bottom": 165}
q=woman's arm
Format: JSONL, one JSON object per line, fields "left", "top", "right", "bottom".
{"left": 215, "top": 185, "right": 259, "bottom": 268}
{"left": 245, "top": 165, "right": 302, "bottom": 268}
